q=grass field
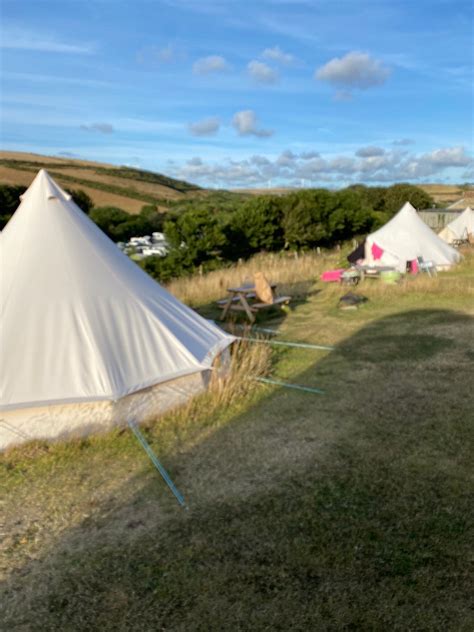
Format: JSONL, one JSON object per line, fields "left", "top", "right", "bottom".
{"left": 2, "top": 248, "right": 474, "bottom": 631}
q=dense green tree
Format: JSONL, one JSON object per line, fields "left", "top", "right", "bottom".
{"left": 164, "top": 207, "right": 227, "bottom": 270}
{"left": 139, "top": 204, "right": 165, "bottom": 232}
{"left": 282, "top": 189, "right": 335, "bottom": 249}
{"left": 89, "top": 206, "right": 131, "bottom": 240}
{"left": 228, "top": 196, "right": 284, "bottom": 257}
{"left": 383, "top": 183, "right": 434, "bottom": 214}
{"left": 66, "top": 189, "right": 93, "bottom": 214}
{"left": 0, "top": 184, "right": 27, "bottom": 229}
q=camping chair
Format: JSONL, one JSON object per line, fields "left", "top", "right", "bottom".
{"left": 416, "top": 256, "right": 437, "bottom": 277}
{"left": 253, "top": 272, "right": 291, "bottom": 315}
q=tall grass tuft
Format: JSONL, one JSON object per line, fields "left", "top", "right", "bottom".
{"left": 143, "top": 339, "right": 273, "bottom": 455}
{"left": 166, "top": 251, "right": 337, "bottom": 307}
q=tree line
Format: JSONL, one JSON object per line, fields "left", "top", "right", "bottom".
{"left": 0, "top": 182, "right": 434, "bottom": 282}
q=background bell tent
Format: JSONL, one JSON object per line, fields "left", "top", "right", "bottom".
{"left": 0, "top": 170, "right": 234, "bottom": 451}
{"left": 438, "top": 207, "right": 474, "bottom": 244}
{"left": 358, "top": 202, "right": 461, "bottom": 272}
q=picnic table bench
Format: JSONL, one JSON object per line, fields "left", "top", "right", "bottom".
{"left": 218, "top": 278, "right": 291, "bottom": 323}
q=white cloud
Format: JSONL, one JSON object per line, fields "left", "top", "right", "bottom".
{"left": 355, "top": 146, "right": 385, "bottom": 157}
{"left": 300, "top": 151, "right": 320, "bottom": 160}
{"left": 188, "top": 116, "right": 220, "bottom": 136}
{"left": 420, "top": 146, "right": 471, "bottom": 168}
{"left": 262, "top": 46, "right": 295, "bottom": 65}
{"left": 247, "top": 60, "right": 279, "bottom": 85}
{"left": 232, "top": 110, "right": 273, "bottom": 138}
{"left": 392, "top": 138, "right": 415, "bottom": 146}
{"left": 80, "top": 123, "right": 114, "bottom": 134}
{"left": 57, "top": 151, "right": 81, "bottom": 158}
{"left": 1, "top": 27, "right": 95, "bottom": 54}
{"left": 136, "top": 44, "right": 184, "bottom": 65}
{"left": 193, "top": 55, "right": 229, "bottom": 74}
{"left": 171, "top": 145, "right": 473, "bottom": 188}
{"left": 315, "top": 52, "right": 390, "bottom": 93}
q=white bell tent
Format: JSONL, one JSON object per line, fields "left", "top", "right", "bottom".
{"left": 362, "top": 202, "right": 461, "bottom": 272}
{"left": 0, "top": 170, "right": 234, "bottom": 450}
{"left": 438, "top": 207, "right": 474, "bottom": 244}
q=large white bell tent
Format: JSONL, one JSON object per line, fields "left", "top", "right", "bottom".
{"left": 362, "top": 202, "right": 461, "bottom": 272}
{"left": 0, "top": 170, "right": 234, "bottom": 450}
{"left": 438, "top": 207, "right": 474, "bottom": 244}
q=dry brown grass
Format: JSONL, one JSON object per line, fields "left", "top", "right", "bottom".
{"left": 53, "top": 168, "right": 185, "bottom": 201}
{"left": 166, "top": 251, "right": 339, "bottom": 306}
{"left": 419, "top": 183, "right": 464, "bottom": 204}
{"left": 0, "top": 165, "right": 145, "bottom": 213}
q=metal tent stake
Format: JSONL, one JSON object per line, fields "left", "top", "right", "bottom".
{"left": 128, "top": 419, "right": 187, "bottom": 508}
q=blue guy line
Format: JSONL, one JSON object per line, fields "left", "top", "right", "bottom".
{"left": 244, "top": 337, "right": 334, "bottom": 351}
{"left": 254, "top": 377, "right": 325, "bottom": 395}
{"left": 128, "top": 419, "right": 187, "bottom": 508}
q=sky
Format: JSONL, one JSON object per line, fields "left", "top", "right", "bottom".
{"left": 1, "top": 0, "right": 473, "bottom": 189}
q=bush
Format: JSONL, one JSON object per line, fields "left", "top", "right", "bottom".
{"left": 0, "top": 184, "right": 27, "bottom": 229}
{"left": 66, "top": 189, "right": 93, "bottom": 214}
{"left": 228, "top": 196, "right": 285, "bottom": 258}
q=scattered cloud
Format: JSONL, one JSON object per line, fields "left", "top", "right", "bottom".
{"left": 193, "top": 55, "right": 229, "bottom": 74}
{"left": 80, "top": 123, "right": 114, "bottom": 134}
{"left": 355, "top": 146, "right": 385, "bottom": 158}
{"left": 262, "top": 46, "right": 295, "bottom": 65}
{"left": 1, "top": 27, "right": 95, "bottom": 55}
{"left": 316, "top": 52, "right": 390, "bottom": 97}
{"left": 136, "top": 44, "right": 185, "bottom": 65}
{"left": 247, "top": 60, "right": 279, "bottom": 85}
{"left": 171, "top": 145, "right": 473, "bottom": 187}
{"left": 188, "top": 116, "right": 221, "bottom": 136}
{"left": 57, "top": 151, "right": 81, "bottom": 158}
{"left": 419, "top": 146, "right": 472, "bottom": 169}
{"left": 232, "top": 110, "right": 273, "bottom": 138}
{"left": 392, "top": 138, "right": 415, "bottom": 146}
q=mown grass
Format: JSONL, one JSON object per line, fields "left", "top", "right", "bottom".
{"left": 1, "top": 248, "right": 474, "bottom": 631}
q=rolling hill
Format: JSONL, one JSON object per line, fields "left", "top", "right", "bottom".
{"left": 0, "top": 151, "right": 203, "bottom": 214}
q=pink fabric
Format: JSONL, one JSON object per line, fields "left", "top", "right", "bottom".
{"left": 410, "top": 260, "right": 419, "bottom": 274}
{"left": 321, "top": 269, "right": 344, "bottom": 282}
{"left": 371, "top": 242, "right": 384, "bottom": 260}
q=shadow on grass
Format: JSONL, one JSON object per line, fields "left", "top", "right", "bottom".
{"left": 197, "top": 281, "right": 320, "bottom": 331}
{"left": 2, "top": 309, "right": 474, "bottom": 631}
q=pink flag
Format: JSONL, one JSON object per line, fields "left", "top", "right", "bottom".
{"left": 371, "top": 242, "right": 384, "bottom": 260}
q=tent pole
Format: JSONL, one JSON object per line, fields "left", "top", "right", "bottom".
{"left": 127, "top": 419, "right": 187, "bottom": 508}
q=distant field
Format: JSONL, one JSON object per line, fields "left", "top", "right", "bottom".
{"left": 419, "top": 183, "right": 465, "bottom": 205}
{"left": 0, "top": 151, "right": 202, "bottom": 214}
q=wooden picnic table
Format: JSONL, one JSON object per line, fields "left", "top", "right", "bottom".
{"left": 219, "top": 282, "right": 280, "bottom": 323}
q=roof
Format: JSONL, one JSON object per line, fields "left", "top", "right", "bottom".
{"left": 0, "top": 170, "right": 234, "bottom": 411}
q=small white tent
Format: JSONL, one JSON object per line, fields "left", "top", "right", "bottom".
{"left": 362, "top": 202, "right": 461, "bottom": 272}
{"left": 438, "top": 207, "right": 474, "bottom": 244}
{"left": 0, "top": 170, "right": 234, "bottom": 450}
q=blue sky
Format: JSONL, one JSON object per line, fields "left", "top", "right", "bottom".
{"left": 1, "top": 0, "right": 473, "bottom": 188}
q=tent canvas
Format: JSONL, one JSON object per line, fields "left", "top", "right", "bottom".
{"left": 439, "top": 207, "right": 474, "bottom": 243}
{"left": 0, "top": 170, "right": 234, "bottom": 449}
{"left": 362, "top": 202, "right": 461, "bottom": 272}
